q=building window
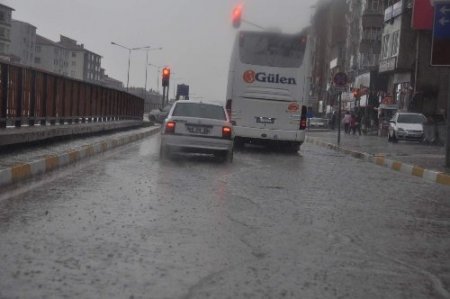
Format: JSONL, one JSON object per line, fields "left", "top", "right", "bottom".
{"left": 34, "top": 57, "right": 41, "bottom": 64}
{"left": 72, "top": 61, "right": 76, "bottom": 66}
{"left": 72, "top": 52, "right": 76, "bottom": 57}
{"left": 369, "top": 0, "right": 381, "bottom": 12}
{"left": 36, "top": 45, "right": 41, "bottom": 53}
{"left": 381, "top": 34, "right": 390, "bottom": 58}
{"left": 391, "top": 31, "right": 400, "bottom": 57}
{"left": 363, "top": 27, "right": 381, "bottom": 40}
{"left": 54, "top": 59, "right": 58, "bottom": 65}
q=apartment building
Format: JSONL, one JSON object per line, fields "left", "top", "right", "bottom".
{"left": 10, "top": 19, "right": 36, "bottom": 66}
{"left": 310, "top": 0, "right": 348, "bottom": 112}
{"left": 34, "top": 35, "right": 69, "bottom": 76}
{"left": 58, "top": 35, "right": 102, "bottom": 83}
{"left": 58, "top": 35, "right": 85, "bottom": 80}
{"left": 0, "top": 3, "right": 13, "bottom": 61}
{"left": 379, "top": 0, "right": 449, "bottom": 115}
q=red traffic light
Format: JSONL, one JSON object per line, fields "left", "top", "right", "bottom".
{"left": 162, "top": 67, "right": 170, "bottom": 78}
{"left": 162, "top": 67, "right": 170, "bottom": 87}
{"left": 232, "top": 4, "right": 243, "bottom": 28}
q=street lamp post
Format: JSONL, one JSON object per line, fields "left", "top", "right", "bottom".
{"left": 143, "top": 48, "right": 162, "bottom": 94}
{"left": 110, "top": 42, "right": 153, "bottom": 91}
{"left": 148, "top": 63, "right": 163, "bottom": 93}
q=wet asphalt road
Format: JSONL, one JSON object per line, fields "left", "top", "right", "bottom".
{"left": 0, "top": 134, "right": 450, "bottom": 299}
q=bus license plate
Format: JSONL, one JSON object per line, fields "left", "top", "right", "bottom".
{"left": 256, "top": 117, "right": 275, "bottom": 124}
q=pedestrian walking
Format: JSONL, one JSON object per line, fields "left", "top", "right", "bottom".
{"left": 355, "top": 114, "right": 362, "bottom": 135}
{"left": 343, "top": 111, "right": 351, "bottom": 134}
{"left": 331, "top": 112, "right": 336, "bottom": 130}
{"left": 351, "top": 113, "right": 361, "bottom": 135}
{"left": 350, "top": 113, "right": 356, "bottom": 134}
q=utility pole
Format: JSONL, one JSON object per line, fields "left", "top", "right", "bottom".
{"left": 333, "top": 72, "right": 348, "bottom": 146}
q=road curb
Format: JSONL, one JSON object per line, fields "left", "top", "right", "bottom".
{"left": 0, "top": 126, "right": 160, "bottom": 189}
{"left": 305, "top": 136, "right": 450, "bottom": 186}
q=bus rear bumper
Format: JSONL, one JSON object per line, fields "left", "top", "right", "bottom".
{"left": 234, "top": 126, "right": 305, "bottom": 143}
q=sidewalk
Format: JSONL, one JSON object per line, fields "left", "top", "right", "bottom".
{"left": 306, "top": 129, "right": 448, "bottom": 174}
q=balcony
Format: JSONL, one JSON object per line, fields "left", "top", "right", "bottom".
{"left": 359, "top": 53, "right": 380, "bottom": 70}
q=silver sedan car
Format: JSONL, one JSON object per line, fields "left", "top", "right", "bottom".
{"left": 160, "top": 100, "right": 234, "bottom": 162}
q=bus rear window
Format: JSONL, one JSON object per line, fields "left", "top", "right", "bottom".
{"left": 239, "top": 32, "right": 306, "bottom": 68}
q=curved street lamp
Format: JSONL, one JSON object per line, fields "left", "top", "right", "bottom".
{"left": 110, "top": 42, "right": 160, "bottom": 91}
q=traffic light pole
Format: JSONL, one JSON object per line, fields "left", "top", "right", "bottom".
{"left": 166, "top": 82, "right": 170, "bottom": 105}
{"left": 337, "top": 92, "right": 342, "bottom": 146}
{"left": 162, "top": 86, "right": 166, "bottom": 107}
{"left": 446, "top": 74, "right": 450, "bottom": 167}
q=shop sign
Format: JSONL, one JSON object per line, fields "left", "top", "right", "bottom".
{"left": 392, "top": 1, "right": 403, "bottom": 18}
{"left": 385, "top": 6, "right": 394, "bottom": 22}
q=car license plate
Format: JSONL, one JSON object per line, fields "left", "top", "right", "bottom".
{"left": 187, "top": 126, "right": 210, "bottom": 134}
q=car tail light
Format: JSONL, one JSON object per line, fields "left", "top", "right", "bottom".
{"left": 165, "top": 121, "right": 176, "bottom": 134}
{"left": 299, "top": 105, "right": 307, "bottom": 130}
{"left": 222, "top": 126, "right": 232, "bottom": 139}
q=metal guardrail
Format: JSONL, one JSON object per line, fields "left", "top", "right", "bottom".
{"left": 0, "top": 62, "right": 144, "bottom": 128}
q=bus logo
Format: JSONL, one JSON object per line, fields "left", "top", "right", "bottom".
{"left": 243, "top": 70, "right": 297, "bottom": 85}
{"left": 243, "top": 70, "right": 256, "bottom": 83}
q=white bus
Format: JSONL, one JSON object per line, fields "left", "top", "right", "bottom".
{"left": 226, "top": 30, "right": 308, "bottom": 151}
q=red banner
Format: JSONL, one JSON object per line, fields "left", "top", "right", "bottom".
{"left": 412, "top": 0, "right": 434, "bottom": 30}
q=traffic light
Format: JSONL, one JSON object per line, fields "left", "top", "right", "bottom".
{"left": 232, "top": 4, "right": 243, "bottom": 28}
{"left": 162, "top": 67, "right": 170, "bottom": 87}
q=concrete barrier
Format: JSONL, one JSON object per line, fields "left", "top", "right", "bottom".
{"left": 0, "top": 120, "right": 144, "bottom": 146}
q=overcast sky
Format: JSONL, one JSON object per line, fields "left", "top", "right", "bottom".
{"left": 4, "top": 0, "right": 316, "bottom": 102}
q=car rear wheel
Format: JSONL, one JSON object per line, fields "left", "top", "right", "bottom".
{"left": 216, "top": 150, "right": 233, "bottom": 163}
{"left": 234, "top": 137, "right": 244, "bottom": 149}
{"left": 159, "top": 144, "right": 170, "bottom": 160}
{"left": 287, "top": 142, "right": 300, "bottom": 153}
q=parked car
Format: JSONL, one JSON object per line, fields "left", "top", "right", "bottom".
{"left": 160, "top": 100, "right": 234, "bottom": 162}
{"left": 308, "top": 117, "right": 328, "bottom": 128}
{"left": 388, "top": 112, "right": 426, "bottom": 142}
{"left": 149, "top": 105, "right": 172, "bottom": 123}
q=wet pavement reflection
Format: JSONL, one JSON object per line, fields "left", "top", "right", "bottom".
{"left": 0, "top": 134, "right": 449, "bottom": 298}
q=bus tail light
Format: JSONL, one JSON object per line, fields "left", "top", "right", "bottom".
{"left": 226, "top": 99, "right": 232, "bottom": 119}
{"left": 222, "top": 126, "right": 232, "bottom": 139}
{"left": 299, "top": 105, "right": 307, "bottom": 130}
{"left": 300, "top": 118, "right": 307, "bottom": 130}
{"left": 165, "top": 121, "right": 176, "bottom": 134}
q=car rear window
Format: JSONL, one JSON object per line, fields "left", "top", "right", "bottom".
{"left": 397, "top": 114, "right": 426, "bottom": 124}
{"left": 172, "top": 103, "right": 226, "bottom": 120}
